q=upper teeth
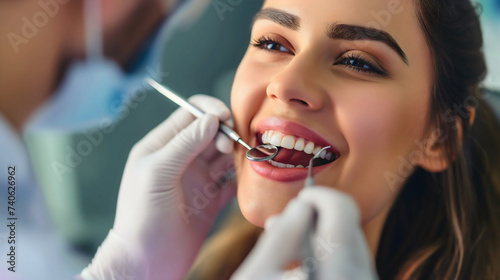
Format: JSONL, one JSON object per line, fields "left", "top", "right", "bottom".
{"left": 261, "top": 130, "right": 334, "bottom": 161}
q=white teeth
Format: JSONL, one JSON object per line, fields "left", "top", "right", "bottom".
{"left": 268, "top": 160, "right": 306, "bottom": 169}
{"left": 270, "top": 133, "right": 282, "bottom": 146}
{"left": 319, "top": 150, "right": 327, "bottom": 159}
{"left": 294, "top": 138, "right": 305, "bottom": 151}
{"left": 326, "top": 152, "right": 333, "bottom": 161}
{"left": 281, "top": 135, "right": 295, "bottom": 149}
{"left": 304, "top": 141, "right": 315, "bottom": 154}
{"left": 261, "top": 130, "right": 338, "bottom": 161}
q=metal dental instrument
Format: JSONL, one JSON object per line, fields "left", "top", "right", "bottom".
{"left": 303, "top": 146, "right": 331, "bottom": 280}
{"left": 305, "top": 146, "right": 331, "bottom": 187}
{"left": 146, "top": 78, "right": 279, "bottom": 161}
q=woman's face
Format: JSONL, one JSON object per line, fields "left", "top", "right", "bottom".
{"left": 231, "top": 0, "right": 433, "bottom": 227}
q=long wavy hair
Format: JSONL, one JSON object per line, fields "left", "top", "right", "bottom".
{"left": 376, "top": 0, "right": 500, "bottom": 279}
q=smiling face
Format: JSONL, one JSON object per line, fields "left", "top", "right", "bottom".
{"left": 231, "top": 0, "right": 433, "bottom": 230}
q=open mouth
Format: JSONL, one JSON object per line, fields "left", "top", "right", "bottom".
{"left": 258, "top": 130, "right": 340, "bottom": 168}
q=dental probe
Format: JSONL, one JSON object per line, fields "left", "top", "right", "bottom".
{"left": 305, "top": 146, "right": 331, "bottom": 187}
{"left": 146, "top": 78, "right": 279, "bottom": 161}
{"left": 303, "top": 146, "right": 331, "bottom": 280}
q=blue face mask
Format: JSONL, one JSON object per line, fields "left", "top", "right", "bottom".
{"left": 25, "top": 60, "right": 125, "bottom": 130}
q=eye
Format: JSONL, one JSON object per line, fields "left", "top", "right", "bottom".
{"left": 251, "top": 36, "right": 293, "bottom": 54}
{"left": 334, "top": 53, "right": 387, "bottom": 77}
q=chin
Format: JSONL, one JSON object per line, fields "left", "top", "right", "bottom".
{"left": 237, "top": 197, "right": 275, "bottom": 228}
{"left": 233, "top": 143, "right": 306, "bottom": 227}
{"left": 236, "top": 176, "right": 301, "bottom": 228}
{"left": 239, "top": 206, "right": 267, "bottom": 228}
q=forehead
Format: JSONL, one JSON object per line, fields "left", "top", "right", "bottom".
{"left": 261, "top": 0, "right": 419, "bottom": 32}
{"left": 261, "top": 0, "right": 417, "bottom": 24}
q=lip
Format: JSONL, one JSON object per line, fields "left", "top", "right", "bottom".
{"left": 250, "top": 160, "right": 332, "bottom": 182}
{"left": 248, "top": 117, "right": 340, "bottom": 182}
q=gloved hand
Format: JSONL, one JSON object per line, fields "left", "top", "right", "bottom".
{"left": 231, "top": 187, "right": 379, "bottom": 280}
{"left": 81, "top": 95, "right": 237, "bottom": 280}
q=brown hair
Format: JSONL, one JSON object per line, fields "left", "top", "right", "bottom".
{"left": 376, "top": 0, "right": 500, "bottom": 279}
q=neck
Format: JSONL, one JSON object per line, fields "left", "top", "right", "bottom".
{"left": 362, "top": 203, "right": 392, "bottom": 259}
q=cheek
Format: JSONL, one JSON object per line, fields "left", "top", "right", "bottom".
{"left": 344, "top": 87, "right": 428, "bottom": 163}
{"left": 231, "top": 56, "right": 265, "bottom": 139}
{"left": 231, "top": 55, "right": 278, "bottom": 227}
{"left": 333, "top": 84, "right": 429, "bottom": 222}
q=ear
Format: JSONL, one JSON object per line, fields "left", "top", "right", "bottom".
{"left": 415, "top": 127, "right": 449, "bottom": 173}
{"left": 416, "top": 106, "right": 476, "bottom": 173}
{"left": 467, "top": 105, "right": 476, "bottom": 128}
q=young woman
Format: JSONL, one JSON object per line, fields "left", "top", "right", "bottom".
{"left": 228, "top": 0, "right": 500, "bottom": 278}
{"left": 81, "top": 0, "right": 500, "bottom": 279}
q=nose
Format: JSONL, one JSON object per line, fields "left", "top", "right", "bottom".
{"left": 266, "top": 53, "right": 326, "bottom": 111}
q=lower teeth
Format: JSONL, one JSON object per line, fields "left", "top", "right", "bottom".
{"left": 268, "top": 160, "right": 305, "bottom": 169}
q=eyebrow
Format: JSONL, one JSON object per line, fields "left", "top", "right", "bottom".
{"left": 328, "top": 24, "right": 409, "bottom": 65}
{"left": 253, "top": 8, "right": 300, "bottom": 30}
{"left": 253, "top": 8, "right": 409, "bottom": 65}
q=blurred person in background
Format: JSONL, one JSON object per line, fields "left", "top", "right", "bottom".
{"left": 0, "top": 0, "right": 185, "bottom": 278}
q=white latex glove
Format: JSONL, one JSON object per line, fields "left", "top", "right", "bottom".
{"left": 231, "top": 187, "right": 379, "bottom": 280}
{"left": 81, "top": 95, "right": 236, "bottom": 280}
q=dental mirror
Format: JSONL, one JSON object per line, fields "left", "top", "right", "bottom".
{"left": 146, "top": 78, "right": 280, "bottom": 161}
{"left": 245, "top": 144, "right": 279, "bottom": 161}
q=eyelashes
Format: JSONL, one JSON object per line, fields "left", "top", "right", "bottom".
{"left": 334, "top": 53, "right": 388, "bottom": 77}
{"left": 251, "top": 36, "right": 388, "bottom": 77}
{"left": 251, "top": 36, "right": 293, "bottom": 54}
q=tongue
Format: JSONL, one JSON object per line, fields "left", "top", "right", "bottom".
{"left": 273, "top": 148, "right": 314, "bottom": 167}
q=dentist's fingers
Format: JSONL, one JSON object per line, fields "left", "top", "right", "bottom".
{"left": 189, "top": 95, "right": 231, "bottom": 122}
{"left": 215, "top": 133, "right": 234, "bottom": 154}
{"left": 151, "top": 114, "right": 219, "bottom": 182}
{"left": 132, "top": 107, "right": 196, "bottom": 158}
{"left": 298, "top": 187, "right": 360, "bottom": 242}
{"left": 297, "top": 188, "right": 378, "bottom": 280}
{"left": 190, "top": 95, "right": 234, "bottom": 154}
{"left": 264, "top": 215, "right": 280, "bottom": 231}
{"left": 132, "top": 95, "right": 230, "bottom": 157}
{"left": 232, "top": 200, "right": 314, "bottom": 280}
